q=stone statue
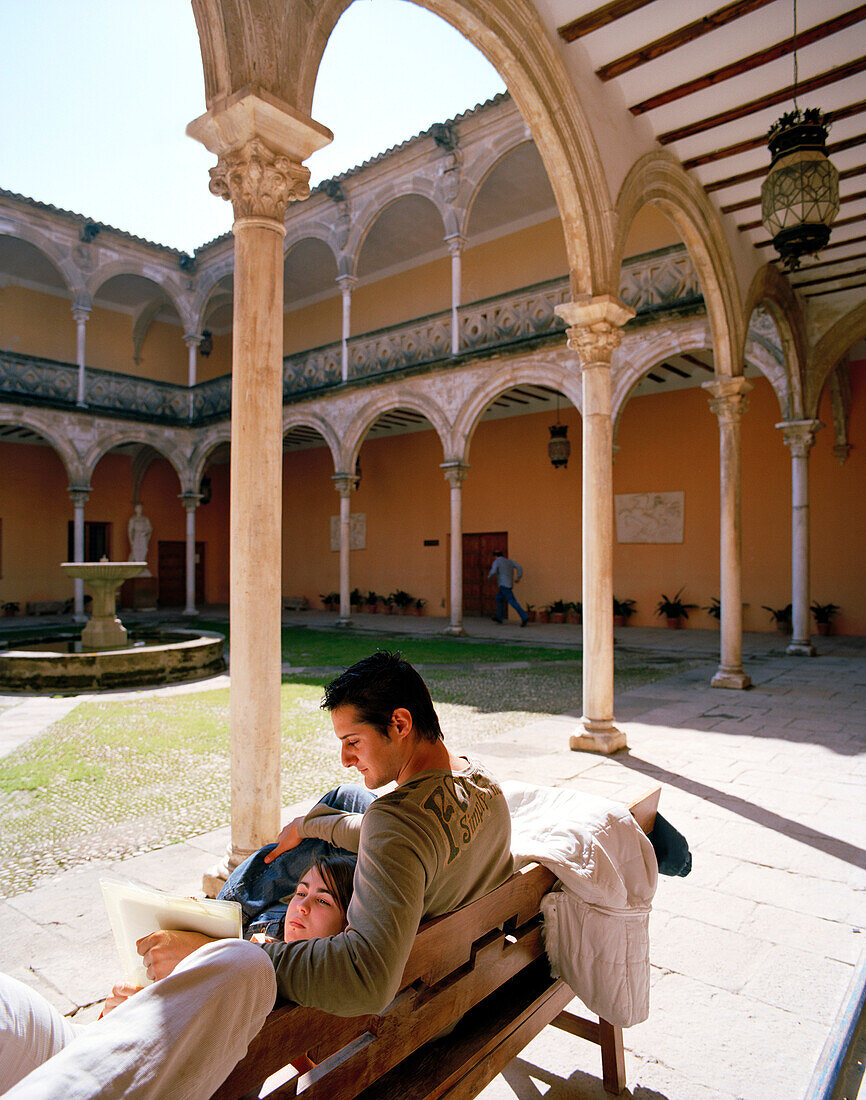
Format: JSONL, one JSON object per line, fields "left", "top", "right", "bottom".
{"left": 128, "top": 503, "right": 153, "bottom": 576}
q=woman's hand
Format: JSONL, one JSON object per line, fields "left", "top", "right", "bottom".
{"left": 102, "top": 982, "right": 142, "bottom": 1016}
{"left": 264, "top": 816, "right": 304, "bottom": 863}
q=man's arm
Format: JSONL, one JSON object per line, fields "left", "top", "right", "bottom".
{"left": 514, "top": 562, "right": 523, "bottom": 582}
{"left": 262, "top": 801, "right": 435, "bottom": 1015}
{"left": 265, "top": 803, "right": 364, "bottom": 863}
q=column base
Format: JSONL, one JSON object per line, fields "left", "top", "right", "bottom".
{"left": 570, "top": 722, "right": 628, "bottom": 755}
{"left": 442, "top": 625, "right": 466, "bottom": 636}
{"left": 336, "top": 617, "right": 354, "bottom": 628}
{"left": 201, "top": 843, "right": 256, "bottom": 898}
{"left": 786, "top": 640, "right": 816, "bottom": 657}
{"left": 183, "top": 606, "right": 199, "bottom": 617}
{"left": 711, "top": 667, "right": 752, "bottom": 689}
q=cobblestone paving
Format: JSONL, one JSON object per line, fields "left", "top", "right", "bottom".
{"left": 0, "top": 657, "right": 684, "bottom": 898}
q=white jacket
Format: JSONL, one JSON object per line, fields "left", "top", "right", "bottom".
{"left": 504, "top": 781, "right": 658, "bottom": 1028}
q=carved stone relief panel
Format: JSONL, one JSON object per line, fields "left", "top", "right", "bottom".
{"left": 615, "top": 491, "right": 684, "bottom": 543}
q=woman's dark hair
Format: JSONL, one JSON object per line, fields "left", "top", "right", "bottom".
{"left": 307, "top": 852, "right": 356, "bottom": 921}
{"left": 321, "top": 650, "right": 443, "bottom": 743}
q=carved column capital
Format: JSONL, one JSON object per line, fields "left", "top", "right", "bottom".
{"left": 332, "top": 472, "right": 357, "bottom": 498}
{"left": 440, "top": 461, "right": 469, "bottom": 487}
{"left": 68, "top": 486, "right": 91, "bottom": 507}
{"left": 208, "top": 138, "right": 310, "bottom": 221}
{"left": 445, "top": 234, "right": 466, "bottom": 257}
{"left": 71, "top": 306, "right": 91, "bottom": 326}
{"left": 180, "top": 493, "right": 202, "bottom": 513}
{"left": 555, "top": 295, "right": 635, "bottom": 367}
{"left": 336, "top": 274, "right": 358, "bottom": 294}
{"left": 776, "top": 418, "right": 823, "bottom": 458}
{"left": 703, "top": 376, "right": 753, "bottom": 424}
{"left": 183, "top": 333, "right": 201, "bottom": 351}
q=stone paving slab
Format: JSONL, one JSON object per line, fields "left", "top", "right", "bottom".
{"left": 0, "top": 626, "right": 864, "bottom": 1098}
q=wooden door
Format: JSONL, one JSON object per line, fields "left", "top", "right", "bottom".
{"left": 462, "top": 532, "right": 507, "bottom": 616}
{"left": 157, "top": 541, "right": 205, "bottom": 606}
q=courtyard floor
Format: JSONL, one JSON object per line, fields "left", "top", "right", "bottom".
{"left": 0, "top": 611, "right": 863, "bottom": 1099}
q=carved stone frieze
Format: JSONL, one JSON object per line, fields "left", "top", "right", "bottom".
{"left": 209, "top": 138, "right": 311, "bottom": 220}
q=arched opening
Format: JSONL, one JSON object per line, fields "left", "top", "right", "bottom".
{"left": 91, "top": 273, "right": 185, "bottom": 383}
{"left": 199, "top": 275, "right": 234, "bottom": 382}
{"left": 283, "top": 238, "right": 340, "bottom": 355}
{"left": 0, "top": 236, "right": 75, "bottom": 364}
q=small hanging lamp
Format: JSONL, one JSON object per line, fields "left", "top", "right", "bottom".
{"left": 760, "top": 1, "right": 839, "bottom": 270}
{"left": 548, "top": 396, "right": 570, "bottom": 469}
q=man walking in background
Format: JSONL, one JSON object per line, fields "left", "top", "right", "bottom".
{"left": 488, "top": 550, "right": 528, "bottom": 626}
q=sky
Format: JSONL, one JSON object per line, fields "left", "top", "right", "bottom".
{"left": 0, "top": 0, "right": 506, "bottom": 253}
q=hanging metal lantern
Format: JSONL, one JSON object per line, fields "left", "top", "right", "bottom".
{"left": 761, "top": 108, "right": 839, "bottom": 271}
{"left": 548, "top": 423, "right": 570, "bottom": 468}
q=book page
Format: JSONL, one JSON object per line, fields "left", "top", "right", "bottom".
{"left": 101, "top": 879, "right": 242, "bottom": 987}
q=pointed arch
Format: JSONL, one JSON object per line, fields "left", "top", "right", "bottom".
{"left": 743, "top": 263, "right": 807, "bottom": 419}
{"left": 806, "top": 300, "right": 866, "bottom": 417}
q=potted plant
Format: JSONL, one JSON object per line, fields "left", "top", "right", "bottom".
{"left": 365, "top": 590, "right": 380, "bottom": 613}
{"left": 350, "top": 588, "right": 363, "bottom": 614}
{"left": 565, "top": 601, "right": 581, "bottom": 625}
{"left": 704, "top": 597, "right": 721, "bottom": 623}
{"left": 413, "top": 598, "right": 427, "bottom": 616}
{"left": 320, "top": 591, "right": 339, "bottom": 612}
{"left": 525, "top": 603, "right": 536, "bottom": 623}
{"left": 762, "top": 603, "right": 792, "bottom": 633}
{"left": 536, "top": 605, "right": 549, "bottom": 623}
{"left": 548, "top": 599, "right": 567, "bottom": 624}
{"left": 810, "top": 601, "right": 840, "bottom": 636}
{"left": 2, "top": 601, "right": 19, "bottom": 618}
{"left": 390, "top": 589, "right": 414, "bottom": 615}
{"left": 613, "top": 597, "right": 636, "bottom": 627}
{"left": 655, "top": 588, "right": 697, "bottom": 629}
{"left": 380, "top": 592, "right": 395, "bottom": 615}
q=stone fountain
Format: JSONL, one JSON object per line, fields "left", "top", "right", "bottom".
{"left": 0, "top": 559, "right": 226, "bottom": 692}
{"left": 60, "top": 559, "right": 147, "bottom": 648}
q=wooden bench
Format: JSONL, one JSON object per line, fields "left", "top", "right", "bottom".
{"left": 282, "top": 597, "right": 309, "bottom": 612}
{"left": 213, "top": 787, "right": 660, "bottom": 1100}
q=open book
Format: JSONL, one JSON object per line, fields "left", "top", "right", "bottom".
{"left": 101, "top": 879, "right": 243, "bottom": 987}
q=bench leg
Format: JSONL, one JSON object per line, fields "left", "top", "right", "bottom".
{"left": 599, "top": 1019, "right": 626, "bottom": 1095}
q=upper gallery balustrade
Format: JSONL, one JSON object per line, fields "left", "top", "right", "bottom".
{"left": 1, "top": 245, "right": 702, "bottom": 424}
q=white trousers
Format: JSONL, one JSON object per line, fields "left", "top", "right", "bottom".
{"left": 1, "top": 939, "right": 276, "bottom": 1099}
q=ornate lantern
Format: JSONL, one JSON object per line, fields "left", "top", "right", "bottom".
{"left": 761, "top": 108, "right": 839, "bottom": 270}
{"left": 548, "top": 423, "right": 570, "bottom": 469}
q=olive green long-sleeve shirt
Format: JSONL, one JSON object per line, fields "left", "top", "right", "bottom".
{"left": 262, "top": 759, "right": 512, "bottom": 1015}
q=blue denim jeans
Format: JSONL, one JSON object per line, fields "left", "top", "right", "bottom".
{"left": 495, "top": 585, "right": 527, "bottom": 623}
{"left": 217, "top": 783, "right": 376, "bottom": 938}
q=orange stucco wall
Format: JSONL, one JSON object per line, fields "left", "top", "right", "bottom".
{"left": 284, "top": 296, "right": 342, "bottom": 355}
{"left": 463, "top": 218, "right": 568, "bottom": 302}
{"left": 352, "top": 257, "right": 451, "bottom": 334}
{"left": 1, "top": 285, "right": 77, "bottom": 362}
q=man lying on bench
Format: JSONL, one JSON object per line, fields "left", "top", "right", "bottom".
{"left": 0, "top": 652, "right": 516, "bottom": 1099}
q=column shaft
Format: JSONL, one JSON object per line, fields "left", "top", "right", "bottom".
{"left": 338, "top": 280, "right": 355, "bottom": 383}
{"left": 182, "top": 496, "right": 200, "bottom": 616}
{"left": 441, "top": 463, "right": 468, "bottom": 635}
{"left": 705, "top": 378, "right": 752, "bottom": 689}
{"left": 333, "top": 475, "right": 355, "bottom": 624}
{"left": 229, "top": 216, "right": 286, "bottom": 860}
{"left": 185, "top": 335, "right": 199, "bottom": 419}
{"left": 779, "top": 420, "right": 821, "bottom": 655}
{"left": 447, "top": 237, "right": 464, "bottom": 355}
{"left": 72, "top": 308, "right": 89, "bottom": 407}
{"left": 69, "top": 488, "right": 90, "bottom": 621}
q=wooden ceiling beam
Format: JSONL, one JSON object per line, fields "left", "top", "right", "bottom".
{"left": 705, "top": 134, "right": 866, "bottom": 192}
{"left": 786, "top": 230, "right": 866, "bottom": 253}
{"left": 781, "top": 250, "right": 866, "bottom": 273}
{"left": 557, "top": 0, "right": 655, "bottom": 43}
{"left": 682, "top": 99, "right": 866, "bottom": 169}
{"left": 791, "top": 267, "right": 866, "bottom": 288}
{"left": 630, "top": 5, "right": 866, "bottom": 114}
{"left": 804, "top": 278, "right": 866, "bottom": 296}
{"left": 680, "top": 354, "right": 714, "bottom": 372}
{"left": 721, "top": 164, "right": 866, "bottom": 213}
{"left": 659, "top": 57, "right": 866, "bottom": 145}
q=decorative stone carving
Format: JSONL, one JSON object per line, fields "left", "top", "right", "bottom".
{"left": 330, "top": 513, "right": 366, "bottom": 551}
{"left": 127, "top": 503, "right": 153, "bottom": 575}
{"left": 778, "top": 418, "right": 822, "bottom": 459}
{"left": 556, "top": 296, "right": 635, "bottom": 366}
{"left": 828, "top": 359, "right": 852, "bottom": 465}
{"left": 209, "top": 138, "right": 311, "bottom": 220}
{"left": 704, "top": 376, "right": 752, "bottom": 423}
{"left": 615, "top": 491, "right": 684, "bottom": 543}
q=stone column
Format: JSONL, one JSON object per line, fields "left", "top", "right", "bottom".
{"left": 337, "top": 276, "right": 357, "bottom": 383}
{"left": 68, "top": 487, "right": 90, "bottom": 621}
{"left": 188, "top": 93, "right": 332, "bottom": 883}
{"left": 778, "top": 419, "right": 822, "bottom": 656}
{"left": 445, "top": 236, "right": 465, "bottom": 355}
{"left": 555, "top": 296, "right": 634, "bottom": 754}
{"left": 181, "top": 493, "right": 201, "bottom": 616}
{"left": 333, "top": 473, "right": 356, "bottom": 624}
{"left": 704, "top": 377, "right": 753, "bottom": 689}
{"left": 441, "top": 461, "right": 469, "bottom": 635}
{"left": 72, "top": 307, "right": 90, "bottom": 407}
{"left": 184, "top": 334, "right": 200, "bottom": 418}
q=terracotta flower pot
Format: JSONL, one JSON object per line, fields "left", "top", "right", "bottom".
{"left": 537, "top": 611, "right": 549, "bottom": 623}
{"left": 613, "top": 614, "right": 625, "bottom": 627}
{"left": 566, "top": 611, "right": 580, "bottom": 624}
{"left": 550, "top": 612, "right": 565, "bottom": 624}
{"left": 666, "top": 617, "right": 681, "bottom": 629}
{"left": 817, "top": 622, "right": 832, "bottom": 635}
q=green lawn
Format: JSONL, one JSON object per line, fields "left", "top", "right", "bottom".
{"left": 0, "top": 644, "right": 689, "bottom": 899}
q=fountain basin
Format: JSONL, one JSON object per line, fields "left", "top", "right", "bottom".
{"left": 0, "top": 629, "right": 226, "bottom": 693}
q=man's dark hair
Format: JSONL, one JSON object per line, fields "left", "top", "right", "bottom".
{"left": 321, "top": 650, "right": 443, "bottom": 742}
{"left": 492, "top": 549, "right": 503, "bottom": 557}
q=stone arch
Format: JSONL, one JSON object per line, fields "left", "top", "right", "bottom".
{"left": 452, "top": 358, "right": 582, "bottom": 466}
{"left": 0, "top": 406, "right": 81, "bottom": 484}
{"left": 189, "top": 426, "right": 232, "bottom": 491}
{"left": 0, "top": 222, "right": 84, "bottom": 300}
{"left": 612, "top": 319, "right": 713, "bottom": 428}
{"left": 192, "top": 252, "right": 235, "bottom": 332}
{"left": 614, "top": 151, "right": 744, "bottom": 380}
{"left": 190, "top": 0, "right": 613, "bottom": 294}
{"left": 805, "top": 300, "right": 866, "bottom": 418}
{"left": 341, "top": 389, "right": 450, "bottom": 470}
{"left": 347, "top": 186, "right": 450, "bottom": 277}
{"left": 283, "top": 220, "right": 343, "bottom": 266}
{"left": 282, "top": 409, "right": 341, "bottom": 469}
{"left": 83, "top": 427, "right": 188, "bottom": 490}
{"left": 87, "top": 264, "right": 193, "bottom": 331}
{"left": 743, "top": 263, "right": 807, "bottom": 419}
{"left": 460, "top": 137, "right": 557, "bottom": 241}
